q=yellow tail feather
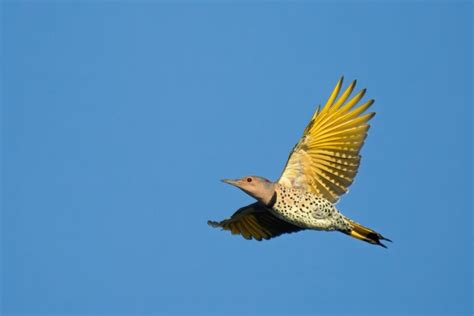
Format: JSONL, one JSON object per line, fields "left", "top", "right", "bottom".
{"left": 343, "top": 218, "right": 391, "bottom": 248}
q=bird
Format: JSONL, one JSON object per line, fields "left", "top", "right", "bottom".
{"left": 208, "top": 77, "right": 391, "bottom": 248}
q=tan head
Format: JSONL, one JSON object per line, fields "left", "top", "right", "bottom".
{"left": 222, "top": 176, "right": 276, "bottom": 206}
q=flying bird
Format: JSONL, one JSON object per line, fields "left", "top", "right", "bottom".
{"left": 208, "top": 77, "right": 391, "bottom": 248}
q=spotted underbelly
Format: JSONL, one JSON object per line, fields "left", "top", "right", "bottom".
{"left": 271, "top": 185, "right": 347, "bottom": 231}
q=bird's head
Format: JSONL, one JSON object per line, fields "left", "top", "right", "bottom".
{"left": 222, "top": 176, "right": 276, "bottom": 206}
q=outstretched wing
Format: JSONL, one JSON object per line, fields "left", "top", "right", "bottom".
{"left": 208, "top": 203, "right": 304, "bottom": 241}
{"left": 279, "top": 77, "right": 375, "bottom": 203}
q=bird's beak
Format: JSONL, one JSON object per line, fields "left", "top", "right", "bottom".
{"left": 221, "top": 178, "right": 240, "bottom": 187}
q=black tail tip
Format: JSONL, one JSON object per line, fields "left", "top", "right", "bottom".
{"left": 376, "top": 235, "right": 392, "bottom": 248}
{"left": 367, "top": 232, "right": 392, "bottom": 248}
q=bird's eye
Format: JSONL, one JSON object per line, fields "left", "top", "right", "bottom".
{"left": 247, "top": 178, "right": 252, "bottom": 182}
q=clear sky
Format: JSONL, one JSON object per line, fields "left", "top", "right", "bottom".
{"left": 1, "top": 2, "right": 472, "bottom": 315}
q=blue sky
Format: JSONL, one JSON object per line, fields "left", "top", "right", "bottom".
{"left": 1, "top": 2, "right": 472, "bottom": 315}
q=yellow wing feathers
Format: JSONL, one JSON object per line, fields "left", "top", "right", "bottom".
{"left": 279, "top": 77, "right": 375, "bottom": 203}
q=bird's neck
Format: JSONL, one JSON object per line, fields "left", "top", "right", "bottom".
{"left": 265, "top": 191, "right": 277, "bottom": 208}
{"left": 256, "top": 183, "right": 277, "bottom": 206}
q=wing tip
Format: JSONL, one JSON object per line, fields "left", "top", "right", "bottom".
{"left": 207, "top": 220, "right": 220, "bottom": 228}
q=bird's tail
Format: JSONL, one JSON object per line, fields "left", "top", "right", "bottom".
{"left": 342, "top": 217, "right": 392, "bottom": 248}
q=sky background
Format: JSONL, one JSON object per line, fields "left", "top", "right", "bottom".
{"left": 1, "top": 2, "right": 472, "bottom": 315}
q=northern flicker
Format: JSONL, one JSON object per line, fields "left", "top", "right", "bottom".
{"left": 208, "top": 77, "right": 391, "bottom": 247}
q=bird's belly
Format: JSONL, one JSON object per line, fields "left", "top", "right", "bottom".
{"left": 270, "top": 205, "right": 335, "bottom": 230}
{"left": 272, "top": 187, "right": 344, "bottom": 231}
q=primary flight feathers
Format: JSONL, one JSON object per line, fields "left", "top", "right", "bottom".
{"left": 279, "top": 77, "right": 375, "bottom": 203}
{"left": 208, "top": 203, "right": 303, "bottom": 241}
